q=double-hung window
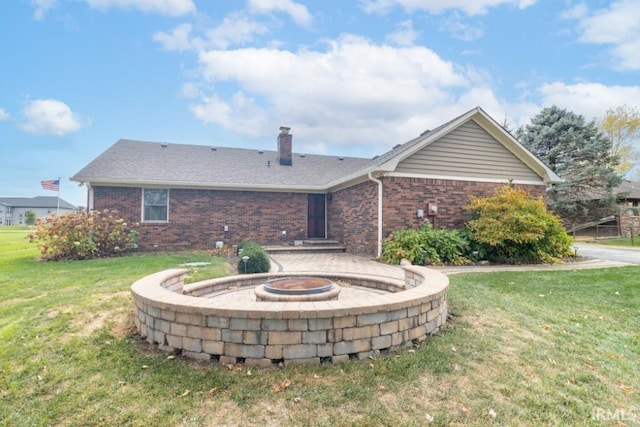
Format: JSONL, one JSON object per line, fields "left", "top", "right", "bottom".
{"left": 143, "top": 189, "right": 168, "bottom": 222}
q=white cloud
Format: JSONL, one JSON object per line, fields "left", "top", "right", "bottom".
{"left": 206, "top": 12, "right": 271, "bottom": 49}
{"left": 0, "top": 108, "right": 9, "bottom": 120}
{"left": 386, "top": 20, "right": 419, "bottom": 46}
{"left": 20, "top": 99, "right": 83, "bottom": 136}
{"left": 154, "top": 23, "right": 201, "bottom": 51}
{"left": 567, "top": 0, "right": 640, "bottom": 71}
{"left": 155, "top": 14, "right": 272, "bottom": 51}
{"left": 190, "top": 35, "right": 487, "bottom": 150}
{"left": 31, "top": 0, "right": 57, "bottom": 21}
{"left": 84, "top": 0, "right": 196, "bottom": 16}
{"left": 248, "top": 0, "right": 313, "bottom": 26}
{"left": 438, "top": 12, "right": 484, "bottom": 41}
{"left": 537, "top": 81, "right": 640, "bottom": 121}
{"left": 361, "top": 0, "right": 536, "bottom": 16}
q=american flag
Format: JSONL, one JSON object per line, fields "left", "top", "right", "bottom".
{"left": 41, "top": 179, "right": 60, "bottom": 192}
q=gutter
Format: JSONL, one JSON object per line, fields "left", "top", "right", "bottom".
{"left": 368, "top": 171, "right": 384, "bottom": 258}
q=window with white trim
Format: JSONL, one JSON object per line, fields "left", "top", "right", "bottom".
{"left": 143, "top": 189, "right": 168, "bottom": 222}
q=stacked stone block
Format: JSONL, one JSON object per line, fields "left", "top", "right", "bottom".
{"left": 132, "top": 267, "right": 449, "bottom": 366}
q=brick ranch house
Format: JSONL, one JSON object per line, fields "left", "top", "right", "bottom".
{"left": 71, "top": 107, "right": 560, "bottom": 257}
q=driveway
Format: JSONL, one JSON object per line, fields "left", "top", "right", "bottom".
{"left": 574, "top": 243, "right": 640, "bottom": 265}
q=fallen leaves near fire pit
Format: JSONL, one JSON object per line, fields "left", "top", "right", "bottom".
{"left": 272, "top": 379, "right": 291, "bottom": 393}
{"left": 619, "top": 384, "right": 634, "bottom": 393}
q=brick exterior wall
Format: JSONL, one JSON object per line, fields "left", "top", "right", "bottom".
{"left": 381, "top": 177, "right": 546, "bottom": 236}
{"left": 93, "top": 186, "right": 308, "bottom": 250}
{"left": 327, "top": 181, "right": 378, "bottom": 255}
{"left": 93, "top": 179, "right": 547, "bottom": 255}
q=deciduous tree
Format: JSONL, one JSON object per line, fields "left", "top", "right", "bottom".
{"left": 601, "top": 105, "right": 640, "bottom": 176}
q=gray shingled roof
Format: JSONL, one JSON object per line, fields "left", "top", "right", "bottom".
{"left": 72, "top": 139, "right": 372, "bottom": 190}
{"left": 0, "top": 196, "right": 77, "bottom": 209}
{"left": 617, "top": 181, "right": 640, "bottom": 199}
{"left": 72, "top": 107, "right": 560, "bottom": 190}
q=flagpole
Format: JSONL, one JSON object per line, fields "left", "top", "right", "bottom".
{"left": 57, "top": 177, "right": 61, "bottom": 215}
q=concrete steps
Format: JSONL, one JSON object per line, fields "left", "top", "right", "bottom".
{"left": 264, "top": 239, "right": 345, "bottom": 254}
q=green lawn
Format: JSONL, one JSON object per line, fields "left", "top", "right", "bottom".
{"left": 0, "top": 228, "right": 638, "bottom": 426}
{"left": 593, "top": 236, "right": 640, "bottom": 247}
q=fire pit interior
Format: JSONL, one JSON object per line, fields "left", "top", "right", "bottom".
{"left": 256, "top": 276, "right": 340, "bottom": 301}
{"left": 264, "top": 276, "right": 334, "bottom": 294}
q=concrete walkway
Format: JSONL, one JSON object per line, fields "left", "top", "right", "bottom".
{"left": 269, "top": 252, "right": 632, "bottom": 277}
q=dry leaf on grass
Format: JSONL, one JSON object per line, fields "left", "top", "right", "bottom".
{"left": 180, "top": 390, "right": 190, "bottom": 397}
{"left": 620, "top": 384, "right": 634, "bottom": 393}
{"left": 272, "top": 379, "right": 291, "bottom": 393}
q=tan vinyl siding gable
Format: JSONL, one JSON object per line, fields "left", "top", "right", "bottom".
{"left": 395, "top": 120, "right": 542, "bottom": 182}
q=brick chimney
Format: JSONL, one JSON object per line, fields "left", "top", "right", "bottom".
{"left": 277, "top": 126, "right": 292, "bottom": 166}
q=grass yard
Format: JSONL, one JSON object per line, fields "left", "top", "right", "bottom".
{"left": 0, "top": 227, "right": 638, "bottom": 426}
{"left": 594, "top": 237, "right": 640, "bottom": 248}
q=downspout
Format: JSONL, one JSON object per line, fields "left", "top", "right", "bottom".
{"left": 86, "top": 183, "right": 94, "bottom": 212}
{"left": 368, "top": 171, "right": 383, "bottom": 258}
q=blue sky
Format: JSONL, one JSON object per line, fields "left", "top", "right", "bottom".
{"left": 1, "top": 0, "right": 639, "bottom": 207}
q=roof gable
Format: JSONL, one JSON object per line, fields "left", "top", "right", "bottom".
{"left": 395, "top": 120, "right": 542, "bottom": 182}
{"left": 373, "top": 107, "right": 560, "bottom": 184}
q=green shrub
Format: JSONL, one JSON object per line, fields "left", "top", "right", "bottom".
{"left": 237, "top": 240, "right": 270, "bottom": 274}
{"left": 28, "top": 209, "right": 138, "bottom": 261}
{"left": 381, "top": 223, "right": 469, "bottom": 266}
{"left": 238, "top": 239, "right": 261, "bottom": 253}
{"left": 465, "top": 185, "right": 573, "bottom": 264}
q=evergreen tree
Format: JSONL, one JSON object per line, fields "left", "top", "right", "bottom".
{"left": 516, "top": 106, "right": 622, "bottom": 212}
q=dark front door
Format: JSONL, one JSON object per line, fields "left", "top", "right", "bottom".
{"left": 307, "top": 194, "right": 326, "bottom": 238}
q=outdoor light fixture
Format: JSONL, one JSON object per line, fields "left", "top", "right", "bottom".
{"left": 242, "top": 255, "right": 250, "bottom": 274}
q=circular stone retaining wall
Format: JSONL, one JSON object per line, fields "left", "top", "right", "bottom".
{"left": 130, "top": 266, "right": 449, "bottom": 366}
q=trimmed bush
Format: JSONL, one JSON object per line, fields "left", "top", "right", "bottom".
{"left": 28, "top": 209, "right": 138, "bottom": 261}
{"left": 466, "top": 185, "right": 573, "bottom": 264}
{"left": 381, "top": 223, "right": 469, "bottom": 266}
{"left": 237, "top": 240, "right": 270, "bottom": 274}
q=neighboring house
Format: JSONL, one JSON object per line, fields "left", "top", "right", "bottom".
{"left": 71, "top": 107, "right": 560, "bottom": 257}
{"left": 565, "top": 180, "right": 640, "bottom": 238}
{"left": 0, "top": 197, "right": 77, "bottom": 226}
{"left": 617, "top": 181, "right": 640, "bottom": 235}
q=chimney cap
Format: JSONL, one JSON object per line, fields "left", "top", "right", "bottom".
{"left": 279, "top": 126, "right": 291, "bottom": 134}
